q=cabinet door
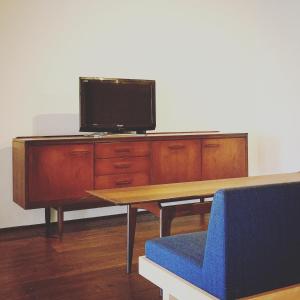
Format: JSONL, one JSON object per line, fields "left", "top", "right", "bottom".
{"left": 151, "top": 140, "right": 201, "bottom": 184}
{"left": 28, "top": 144, "right": 94, "bottom": 202}
{"left": 202, "top": 138, "right": 247, "bottom": 180}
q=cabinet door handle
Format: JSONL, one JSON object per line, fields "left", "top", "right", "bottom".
{"left": 168, "top": 144, "right": 185, "bottom": 150}
{"left": 113, "top": 162, "right": 131, "bottom": 169}
{"left": 69, "top": 150, "right": 90, "bottom": 157}
{"left": 115, "top": 148, "right": 131, "bottom": 153}
{"left": 115, "top": 179, "right": 132, "bottom": 186}
{"left": 203, "top": 144, "right": 220, "bottom": 148}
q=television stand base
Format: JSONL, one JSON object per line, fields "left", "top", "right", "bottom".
{"left": 136, "top": 130, "right": 146, "bottom": 134}
{"left": 86, "top": 131, "right": 147, "bottom": 138}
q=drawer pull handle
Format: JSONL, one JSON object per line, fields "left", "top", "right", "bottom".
{"left": 113, "top": 162, "right": 131, "bottom": 169}
{"left": 168, "top": 144, "right": 185, "bottom": 150}
{"left": 204, "top": 144, "right": 220, "bottom": 148}
{"left": 115, "top": 179, "right": 132, "bottom": 186}
{"left": 115, "top": 148, "right": 131, "bottom": 153}
{"left": 70, "top": 150, "right": 90, "bottom": 156}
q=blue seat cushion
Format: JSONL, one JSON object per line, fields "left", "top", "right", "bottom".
{"left": 145, "top": 232, "right": 207, "bottom": 289}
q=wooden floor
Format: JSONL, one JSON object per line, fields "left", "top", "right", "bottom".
{"left": 0, "top": 212, "right": 209, "bottom": 300}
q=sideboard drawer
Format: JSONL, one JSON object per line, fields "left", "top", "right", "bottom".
{"left": 95, "top": 157, "right": 150, "bottom": 175}
{"left": 95, "top": 172, "right": 149, "bottom": 189}
{"left": 95, "top": 142, "right": 150, "bottom": 158}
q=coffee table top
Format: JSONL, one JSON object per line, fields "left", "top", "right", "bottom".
{"left": 87, "top": 172, "right": 300, "bottom": 205}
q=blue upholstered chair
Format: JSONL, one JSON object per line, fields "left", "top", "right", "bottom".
{"left": 140, "top": 182, "right": 300, "bottom": 299}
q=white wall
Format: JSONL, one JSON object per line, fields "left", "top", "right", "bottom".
{"left": 1, "top": 0, "right": 300, "bottom": 228}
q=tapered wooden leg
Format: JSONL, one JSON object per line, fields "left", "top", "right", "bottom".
{"left": 127, "top": 205, "right": 137, "bottom": 273}
{"left": 57, "top": 206, "right": 64, "bottom": 240}
{"left": 160, "top": 206, "right": 176, "bottom": 237}
{"left": 199, "top": 197, "right": 205, "bottom": 225}
{"left": 45, "top": 207, "right": 51, "bottom": 237}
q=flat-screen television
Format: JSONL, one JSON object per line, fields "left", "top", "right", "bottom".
{"left": 79, "top": 77, "right": 156, "bottom": 133}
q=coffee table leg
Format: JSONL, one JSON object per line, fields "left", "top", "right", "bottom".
{"left": 160, "top": 206, "right": 176, "bottom": 237}
{"left": 45, "top": 207, "right": 51, "bottom": 236}
{"left": 57, "top": 206, "right": 64, "bottom": 240}
{"left": 127, "top": 205, "right": 137, "bottom": 273}
{"left": 199, "top": 197, "right": 206, "bottom": 225}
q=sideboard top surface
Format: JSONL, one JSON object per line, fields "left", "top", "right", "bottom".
{"left": 13, "top": 131, "right": 248, "bottom": 144}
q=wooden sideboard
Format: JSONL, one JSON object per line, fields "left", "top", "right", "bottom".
{"left": 12, "top": 132, "right": 248, "bottom": 237}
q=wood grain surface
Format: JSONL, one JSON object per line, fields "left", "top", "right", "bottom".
{"left": 0, "top": 213, "right": 209, "bottom": 300}
{"left": 88, "top": 172, "right": 300, "bottom": 205}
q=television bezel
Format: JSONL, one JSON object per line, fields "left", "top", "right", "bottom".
{"left": 79, "top": 77, "right": 156, "bottom": 133}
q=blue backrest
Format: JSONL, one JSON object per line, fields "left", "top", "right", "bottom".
{"left": 203, "top": 182, "right": 300, "bottom": 299}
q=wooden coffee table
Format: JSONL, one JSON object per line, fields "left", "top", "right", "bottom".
{"left": 88, "top": 172, "right": 300, "bottom": 273}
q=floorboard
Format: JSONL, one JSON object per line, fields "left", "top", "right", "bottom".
{"left": 0, "top": 212, "right": 209, "bottom": 300}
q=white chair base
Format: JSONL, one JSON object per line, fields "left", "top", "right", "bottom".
{"left": 139, "top": 256, "right": 300, "bottom": 300}
{"left": 139, "top": 256, "right": 216, "bottom": 300}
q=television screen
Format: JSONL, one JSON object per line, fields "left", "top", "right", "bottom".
{"left": 79, "top": 77, "right": 156, "bottom": 133}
